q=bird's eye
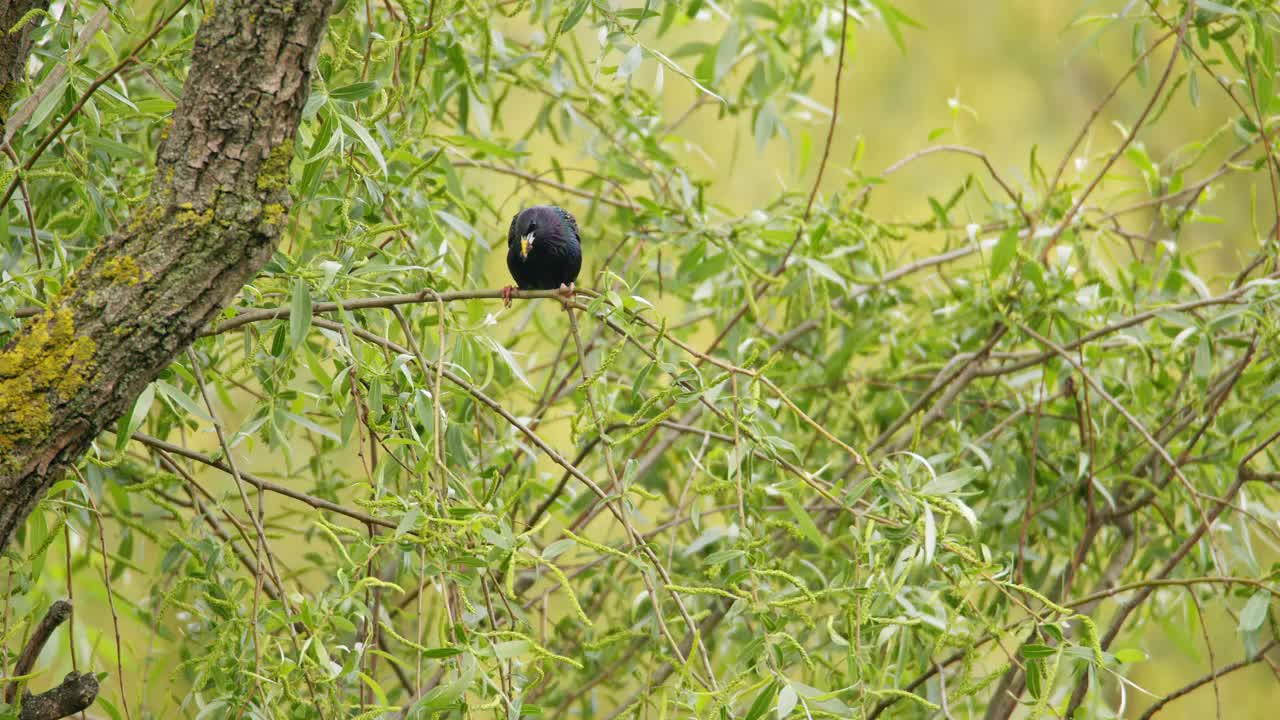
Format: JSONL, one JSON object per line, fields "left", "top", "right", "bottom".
{"left": 529, "top": 222, "right": 538, "bottom": 231}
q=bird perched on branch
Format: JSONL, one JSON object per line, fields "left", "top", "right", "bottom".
{"left": 503, "top": 205, "right": 582, "bottom": 307}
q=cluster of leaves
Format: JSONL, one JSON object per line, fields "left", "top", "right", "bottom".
{"left": 2, "top": 1, "right": 1279, "bottom": 719}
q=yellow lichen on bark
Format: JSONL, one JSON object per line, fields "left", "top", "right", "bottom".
{"left": 0, "top": 307, "right": 97, "bottom": 468}
{"left": 262, "top": 203, "right": 286, "bottom": 225}
{"left": 256, "top": 139, "right": 295, "bottom": 192}
{"left": 99, "top": 256, "right": 143, "bottom": 286}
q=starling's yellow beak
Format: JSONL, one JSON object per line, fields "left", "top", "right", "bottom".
{"left": 519, "top": 232, "right": 534, "bottom": 260}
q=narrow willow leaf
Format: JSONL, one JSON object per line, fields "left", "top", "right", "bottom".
{"left": 291, "top": 278, "right": 311, "bottom": 347}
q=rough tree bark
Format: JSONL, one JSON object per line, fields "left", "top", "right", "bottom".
{"left": 0, "top": 0, "right": 335, "bottom": 553}
{"left": 0, "top": 1, "right": 51, "bottom": 135}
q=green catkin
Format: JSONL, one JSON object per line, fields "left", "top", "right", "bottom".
{"left": 477, "top": 629, "right": 584, "bottom": 668}
{"left": 562, "top": 528, "right": 633, "bottom": 563}
{"left": 542, "top": 558, "right": 593, "bottom": 626}
{"left": 769, "top": 631, "right": 815, "bottom": 670}
{"left": 663, "top": 583, "right": 748, "bottom": 601}
{"left": 1002, "top": 580, "right": 1072, "bottom": 617}
{"left": 1077, "top": 614, "right": 1104, "bottom": 664}
{"left": 753, "top": 568, "right": 818, "bottom": 605}
{"left": 313, "top": 520, "right": 356, "bottom": 567}
{"left": 378, "top": 620, "right": 431, "bottom": 653}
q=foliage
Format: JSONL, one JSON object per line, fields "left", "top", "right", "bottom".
{"left": 2, "top": 1, "right": 1280, "bottom": 719}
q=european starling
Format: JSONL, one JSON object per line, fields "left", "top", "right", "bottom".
{"left": 503, "top": 205, "right": 582, "bottom": 307}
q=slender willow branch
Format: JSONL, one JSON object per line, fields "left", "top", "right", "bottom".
{"left": 0, "top": 0, "right": 194, "bottom": 209}
{"left": 1043, "top": 26, "right": 1178, "bottom": 204}
{"left": 1064, "top": 575, "right": 1278, "bottom": 610}
{"left": 1136, "top": 641, "right": 1279, "bottom": 720}
{"left": 1039, "top": 0, "right": 1194, "bottom": 257}
{"left": 311, "top": 315, "right": 721, "bottom": 691}
{"left": 1016, "top": 323, "right": 1218, "bottom": 527}
{"left": 450, "top": 158, "right": 638, "bottom": 210}
{"left": 683, "top": 0, "right": 852, "bottom": 368}
{"left": 858, "top": 145, "right": 1034, "bottom": 228}
{"left": 976, "top": 284, "right": 1266, "bottom": 378}
{"left": 1064, "top": 458, "right": 1268, "bottom": 715}
{"left": 196, "top": 285, "right": 867, "bottom": 472}
{"left": 130, "top": 433, "right": 396, "bottom": 531}
{"left": 203, "top": 287, "right": 570, "bottom": 335}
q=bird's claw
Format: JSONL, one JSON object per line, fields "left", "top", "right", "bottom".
{"left": 501, "top": 285, "right": 515, "bottom": 308}
{"left": 558, "top": 282, "right": 576, "bottom": 311}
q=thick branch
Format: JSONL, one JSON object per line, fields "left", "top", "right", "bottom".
{"left": 4, "top": 600, "right": 72, "bottom": 703}
{"left": 16, "top": 672, "right": 98, "bottom": 720}
{"left": 3, "top": 599, "right": 98, "bottom": 720}
{"left": 0, "top": 0, "right": 335, "bottom": 551}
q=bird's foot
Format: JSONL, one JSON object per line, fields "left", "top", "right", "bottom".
{"left": 501, "top": 285, "right": 516, "bottom": 308}
{"left": 558, "top": 282, "right": 576, "bottom": 311}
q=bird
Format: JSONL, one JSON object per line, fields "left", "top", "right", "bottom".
{"left": 503, "top": 204, "right": 582, "bottom": 308}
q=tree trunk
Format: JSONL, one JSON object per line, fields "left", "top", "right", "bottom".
{"left": 0, "top": 0, "right": 335, "bottom": 552}
{"left": 0, "top": 1, "right": 51, "bottom": 135}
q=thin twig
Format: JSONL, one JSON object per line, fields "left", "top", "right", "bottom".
{"left": 76, "top": 470, "right": 131, "bottom": 720}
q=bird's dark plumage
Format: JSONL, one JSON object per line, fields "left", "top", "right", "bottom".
{"left": 506, "top": 205, "right": 582, "bottom": 291}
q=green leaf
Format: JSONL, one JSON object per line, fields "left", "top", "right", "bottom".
{"left": 339, "top": 114, "right": 387, "bottom": 176}
{"left": 441, "top": 134, "right": 525, "bottom": 160}
{"left": 865, "top": 0, "right": 923, "bottom": 54}
{"left": 1197, "top": 0, "right": 1239, "bottom": 15}
{"left": 618, "top": 45, "right": 644, "bottom": 80}
{"left": 96, "top": 696, "right": 124, "bottom": 720}
{"left": 486, "top": 338, "right": 533, "bottom": 390}
{"left": 407, "top": 659, "right": 476, "bottom": 716}
{"left": 1025, "top": 657, "right": 1043, "bottom": 699}
{"left": 28, "top": 74, "right": 68, "bottom": 129}
{"left": 282, "top": 411, "right": 340, "bottom": 441}
{"left": 155, "top": 380, "right": 217, "bottom": 426}
{"left": 84, "top": 136, "right": 144, "bottom": 160}
{"left": 990, "top": 228, "right": 1018, "bottom": 277}
{"left": 542, "top": 539, "right": 575, "bottom": 561}
{"left": 435, "top": 209, "right": 481, "bottom": 243}
{"left": 115, "top": 382, "right": 155, "bottom": 451}
{"left": 801, "top": 257, "right": 849, "bottom": 291}
{"left": 290, "top": 278, "right": 311, "bottom": 347}
{"left": 1238, "top": 591, "right": 1270, "bottom": 632}
{"left": 744, "top": 681, "right": 779, "bottom": 720}
{"left": 329, "top": 81, "right": 379, "bottom": 102}
{"left": 921, "top": 468, "right": 975, "bottom": 496}
{"left": 560, "top": 0, "right": 590, "bottom": 33}
{"left": 1114, "top": 648, "right": 1147, "bottom": 664}
{"left": 776, "top": 683, "right": 797, "bottom": 718}
{"left": 714, "top": 23, "right": 739, "bottom": 82}
{"left": 781, "top": 491, "right": 823, "bottom": 546}
{"left": 754, "top": 102, "right": 777, "bottom": 151}
{"left": 922, "top": 503, "right": 936, "bottom": 563}
{"left": 644, "top": 44, "right": 726, "bottom": 104}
